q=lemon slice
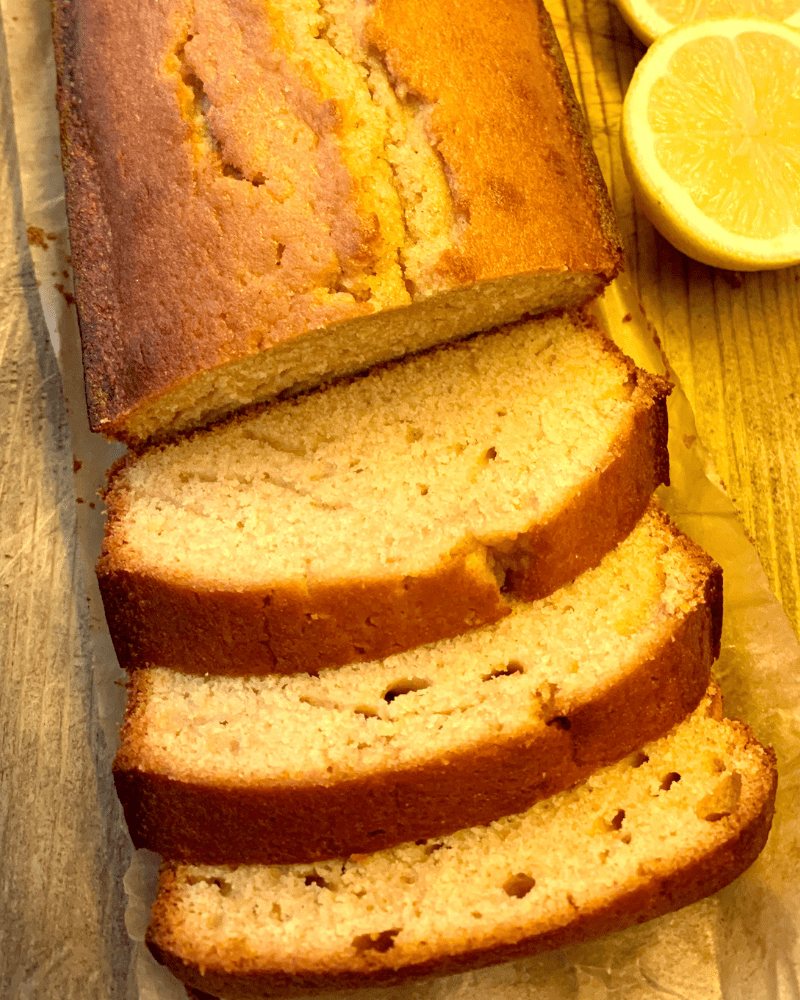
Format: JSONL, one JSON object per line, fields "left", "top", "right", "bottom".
{"left": 615, "top": 0, "right": 800, "bottom": 46}
{"left": 621, "top": 18, "right": 800, "bottom": 270}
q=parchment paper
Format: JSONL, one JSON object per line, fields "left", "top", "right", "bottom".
{"left": 5, "top": 0, "right": 799, "bottom": 996}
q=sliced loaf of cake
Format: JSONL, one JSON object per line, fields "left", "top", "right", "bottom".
{"left": 99, "top": 312, "right": 670, "bottom": 676}
{"left": 146, "top": 688, "right": 777, "bottom": 999}
{"left": 114, "top": 502, "right": 720, "bottom": 865}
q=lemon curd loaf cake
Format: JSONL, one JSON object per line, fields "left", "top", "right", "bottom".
{"left": 114, "top": 503, "right": 721, "bottom": 865}
{"left": 52, "top": 0, "right": 623, "bottom": 445}
{"left": 99, "top": 312, "right": 670, "bottom": 676}
{"left": 146, "top": 690, "right": 777, "bottom": 999}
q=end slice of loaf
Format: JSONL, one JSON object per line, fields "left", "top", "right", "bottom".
{"left": 114, "top": 502, "right": 721, "bottom": 865}
{"left": 53, "top": 0, "right": 622, "bottom": 445}
{"left": 99, "top": 312, "right": 670, "bottom": 676}
{"left": 146, "top": 688, "right": 777, "bottom": 1000}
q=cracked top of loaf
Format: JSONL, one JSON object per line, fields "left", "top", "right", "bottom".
{"left": 54, "top": 0, "right": 623, "bottom": 443}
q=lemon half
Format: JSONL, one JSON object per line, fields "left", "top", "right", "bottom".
{"left": 621, "top": 18, "right": 800, "bottom": 270}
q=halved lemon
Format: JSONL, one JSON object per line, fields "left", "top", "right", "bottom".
{"left": 621, "top": 18, "right": 800, "bottom": 270}
{"left": 615, "top": 0, "right": 800, "bottom": 46}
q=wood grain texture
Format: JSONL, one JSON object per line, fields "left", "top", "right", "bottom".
{"left": 0, "top": 8, "right": 134, "bottom": 995}
{"left": 547, "top": 0, "right": 800, "bottom": 638}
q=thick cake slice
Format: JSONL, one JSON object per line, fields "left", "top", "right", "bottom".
{"left": 146, "top": 689, "right": 777, "bottom": 999}
{"left": 99, "top": 312, "right": 670, "bottom": 676}
{"left": 114, "top": 503, "right": 720, "bottom": 865}
{"left": 53, "top": 0, "right": 622, "bottom": 445}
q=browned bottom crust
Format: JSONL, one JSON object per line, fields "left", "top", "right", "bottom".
{"left": 147, "top": 737, "right": 777, "bottom": 1000}
{"left": 98, "top": 366, "right": 669, "bottom": 677}
{"left": 113, "top": 563, "right": 720, "bottom": 864}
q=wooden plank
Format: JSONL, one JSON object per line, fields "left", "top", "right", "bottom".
{"left": 548, "top": 0, "right": 800, "bottom": 637}
{"left": 0, "top": 9, "right": 133, "bottom": 995}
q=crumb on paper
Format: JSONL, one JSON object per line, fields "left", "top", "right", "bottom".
{"left": 27, "top": 225, "right": 48, "bottom": 249}
{"left": 55, "top": 282, "right": 75, "bottom": 306}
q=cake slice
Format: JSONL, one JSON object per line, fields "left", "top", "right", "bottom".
{"left": 114, "top": 502, "right": 720, "bottom": 865}
{"left": 99, "top": 312, "right": 670, "bottom": 676}
{"left": 53, "top": 0, "right": 622, "bottom": 445}
{"left": 146, "top": 688, "right": 777, "bottom": 999}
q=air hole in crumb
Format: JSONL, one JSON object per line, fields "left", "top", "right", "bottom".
{"left": 610, "top": 809, "right": 625, "bottom": 831}
{"left": 503, "top": 873, "right": 536, "bottom": 898}
{"left": 484, "top": 447, "right": 497, "bottom": 461}
{"left": 299, "top": 695, "right": 333, "bottom": 710}
{"left": 620, "top": 833, "right": 632, "bottom": 844}
{"left": 424, "top": 842, "right": 448, "bottom": 855}
{"left": 186, "top": 875, "right": 233, "bottom": 896}
{"left": 630, "top": 751, "right": 649, "bottom": 768}
{"left": 275, "top": 242, "right": 285, "bottom": 264}
{"left": 712, "top": 756, "right": 727, "bottom": 773}
{"left": 252, "top": 172, "right": 265, "bottom": 186}
{"left": 419, "top": 485, "right": 429, "bottom": 495}
{"left": 546, "top": 716, "right": 571, "bottom": 731}
{"left": 352, "top": 929, "right": 401, "bottom": 953}
{"left": 383, "top": 678, "right": 431, "bottom": 703}
{"left": 496, "top": 409, "right": 507, "bottom": 417}
{"left": 660, "top": 772, "right": 681, "bottom": 791}
{"left": 271, "top": 902, "right": 282, "bottom": 919}
{"left": 471, "top": 911, "right": 483, "bottom": 919}
{"left": 354, "top": 705, "right": 378, "bottom": 718}
{"left": 303, "top": 872, "right": 330, "bottom": 889}
{"left": 482, "top": 660, "right": 524, "bottom": 681}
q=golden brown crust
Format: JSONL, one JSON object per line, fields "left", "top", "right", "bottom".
{"left": 145, "top": 731, "right": 777, "bottom": 999}
{"left": 52, "top": 0, "right": 369, "bottom": 434}
{"left": 368, "top": 0, "right": 623, "bottom": 282}
{"left": 98, "top": 545, "right": 509, "bottom": 676}
{"left": 97, "top": 356, "right": 670, "bottom": 676}
{"left": 52, "top": 0, "right": 622, "bottom": 443}
{"left": 113, "top": 563, "right": 719, "bottom": 864}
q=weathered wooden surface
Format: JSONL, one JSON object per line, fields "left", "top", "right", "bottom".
{"left": 0, "top": 6, "right": 133, "bottom": 996}
{"left": 549, "top": 0, "right": 800, "bottom": 637}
